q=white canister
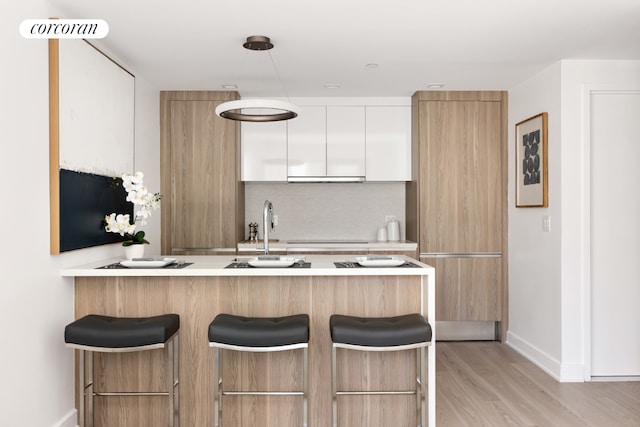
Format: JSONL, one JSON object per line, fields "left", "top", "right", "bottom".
{"left": 386, "top": 219, "right": 400, "bottom": 241}
{"left": 377, "top": 226, "right": 388, "bottom": 242}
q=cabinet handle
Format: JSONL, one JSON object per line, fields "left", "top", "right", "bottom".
{"left": 419, "top": 252, "right": 501, "bottom": 258}
{"left": 172, "top": 247, "right": 236, "bottom": 253}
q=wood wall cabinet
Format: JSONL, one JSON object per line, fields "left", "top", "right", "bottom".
{"left": 406, "top": 91, "right": 508, "bottom": 339}
{"left": 160, "top": 91, "right": 244, "bottom": 255}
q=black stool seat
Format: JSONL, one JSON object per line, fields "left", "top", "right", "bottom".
{"left": 330, "top": 313, "right": 431, "bottom": 347}
{"left": 65, "top": 314, "right": 180, "bottom": 348}
{"left": 208, "top": 313, "right": 309, "bottom": 347}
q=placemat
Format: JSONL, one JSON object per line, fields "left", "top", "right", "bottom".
{"left": 225, "top": 262, "right": 311, "bottom": 269}
{"left": 334, "top": 261, "right": 421, "bottom": 268}
{"left": 98, "top": 262, "right": 193, "bottom": 269}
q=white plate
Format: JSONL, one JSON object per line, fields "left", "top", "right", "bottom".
{"left": 247, "top": 257, "right": 297, "bottom": 268}
{"left": 355, "top": 256, "right": 405, "bottom": 267}
{"left": 120, "top": 257, "right": 177, "bottom": 268}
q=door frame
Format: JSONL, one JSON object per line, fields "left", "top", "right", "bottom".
{"left": 582, "top": 84, "right": 640, "bottom": 381}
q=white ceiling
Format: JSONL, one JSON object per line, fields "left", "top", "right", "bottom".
{"left": 50, "top": 0, "right": 640, "bottom": 97}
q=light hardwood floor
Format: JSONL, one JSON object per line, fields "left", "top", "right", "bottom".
{"left": 437, "top": 342, "right": 640, "bottom": 427}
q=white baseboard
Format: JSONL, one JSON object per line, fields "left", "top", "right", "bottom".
{"left": 52, "top": 409, "right": 77, "bottom": 427}
{"left": 506, "top": 331, "right": 584, "bottom": 382}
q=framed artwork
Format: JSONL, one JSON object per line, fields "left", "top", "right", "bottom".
{"left": 49, "top": 38, "right": 135, "bottom": 253}
{"left": 515, "top": 112, "right": 548, "bottom": 207}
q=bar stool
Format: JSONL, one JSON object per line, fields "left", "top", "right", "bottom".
{"left": 64, "top": 314, "right": 180, "bottom": 427}
{"left": 208, "top": 313, "right": 310, "bottom": 427}
{"left": 330, "top": 313, "right": 432, "bottom": 427}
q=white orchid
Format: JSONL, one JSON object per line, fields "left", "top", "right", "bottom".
{"left": 104, "top": 213, "right": 136, "bottom": 236}
{"left": 104, "top": 171, "right": 161, "bottom": 245}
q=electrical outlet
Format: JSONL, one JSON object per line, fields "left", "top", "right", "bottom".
{"left": 385, "top": 215, "right": 396, "bottom": 223}
{"left": 273, "top": 214, "right": 279, "bottom": 226}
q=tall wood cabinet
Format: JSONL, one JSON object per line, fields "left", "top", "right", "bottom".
{"left": 160, "top": 91, "right": 244, "bottom": 255}
{"left": 406, "top": 91, "right": 508, "bottom": 340}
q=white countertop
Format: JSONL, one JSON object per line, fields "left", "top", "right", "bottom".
{"left": 61, "top": 254, "right": 433, "bottom": 278}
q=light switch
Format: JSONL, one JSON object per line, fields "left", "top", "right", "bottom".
{"left": 542, "top": 215, "right": 551, "bottom": 232}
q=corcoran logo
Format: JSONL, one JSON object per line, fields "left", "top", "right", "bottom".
{"left": 19, "top": 19, "right": 109, "bottom": 39}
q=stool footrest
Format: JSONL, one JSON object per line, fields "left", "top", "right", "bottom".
{"left": 223, "top": 391, "right": 304, "bottom": 396}
{"left": 94, "top": 391, "right": 171, "bottom": 397}
{"left": 337, "top": 390, "right": 417, "bottom": 396}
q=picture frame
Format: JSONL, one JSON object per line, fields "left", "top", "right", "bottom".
{"left": 515, "top": 112, "right": 548, "bottom": 207}
{"left": 49, "top": 38, "right": 135, "bottom": 253}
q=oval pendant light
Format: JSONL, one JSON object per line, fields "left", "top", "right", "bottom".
{"left": 216, "top": 36, "right": 299, "bottom": 122}
{"left": 215, "top": 99, "right": 299, "bottom": 122}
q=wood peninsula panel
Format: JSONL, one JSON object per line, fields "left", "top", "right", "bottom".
{"left": 74, "top": 274, "right": 423, "bottom": 427}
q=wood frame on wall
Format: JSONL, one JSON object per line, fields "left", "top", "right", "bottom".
{"left": 515, "top": 112, "right": 548, "bottom": 208}
{"left": 49, "top": 38, "right": 60, "bottom": 254}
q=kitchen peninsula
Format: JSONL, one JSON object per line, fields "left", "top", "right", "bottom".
{"left": 62, "top": 254, "right": 435, "bottom": 427}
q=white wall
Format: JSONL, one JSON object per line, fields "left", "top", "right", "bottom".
{"left": 507, "top": 62, "right": 563, "bottom": 377}
{"left": 507, "top": 60, "right": 640, "bottom": 382}
{"left": 0, "top": 2, "right": 160, "bottom": 426}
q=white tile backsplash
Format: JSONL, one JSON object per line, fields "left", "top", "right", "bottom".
{"left": 245, "top": 182, "right": 406, "bottom": 241}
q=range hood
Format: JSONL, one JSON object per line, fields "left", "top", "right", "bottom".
{"left": 287, "top": 176, "right": 365, "bottom": 183}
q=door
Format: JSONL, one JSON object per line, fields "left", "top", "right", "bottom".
{"left": 421, "top": 256, "right": 502, "bottom": 321}
{"left": 365, "top": 106, "right": 412, "bottom": 181}
{"left": 327, "top": 106, "right": 365, "bottom": 177}
{"left": 590, "top": 90, "right": 640, "bottom": 377}
{"left": 169, "top": 100, "right": 238, "bottom": 250}
{"left": 418, "top": 100, "right": 503, "bottom": 254}
{"left": 287, "top": 106, "right": 326, "bottom": 177}
{"left": 241, "top": 111, "right": 287, "bottom": 181}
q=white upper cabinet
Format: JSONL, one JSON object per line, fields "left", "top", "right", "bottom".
{"left": 241, "top": 110, "right": 287, "bottom": 181}
{"left": 241, "top": 99, "right": 411, "bottom": 182}
{"left": 287, "top": 106, "right": 327, "bottom": 177}
{"left": 365, "top": 106, "right": 411, "bottom": 181}
{"left": 288, "top": 106, "right": 365, "bottom": 179}
{"left": 326, "top": 106, "right": 365, "bottom": 177}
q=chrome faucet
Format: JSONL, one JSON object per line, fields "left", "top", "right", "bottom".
{"left": 262, "top": 200, "right": 274, "bottom": 255}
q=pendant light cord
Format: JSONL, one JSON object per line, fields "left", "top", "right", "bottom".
{"left": 267, "top": 50, "right": 292, "bottom": 102}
